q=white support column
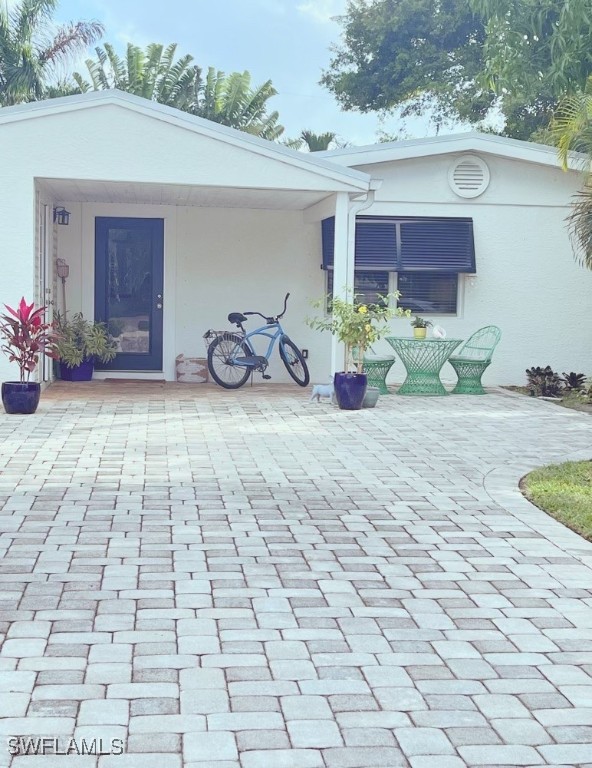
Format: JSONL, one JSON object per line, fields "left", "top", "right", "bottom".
{"left": 331, "top": 192, "right": 353, "bottom": 374}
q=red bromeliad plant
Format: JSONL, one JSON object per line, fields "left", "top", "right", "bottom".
{"left": 0, "top": 298, "right": 58, "bottom": 382}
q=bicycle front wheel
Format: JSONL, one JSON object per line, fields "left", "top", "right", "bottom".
{"left": 279, "top": 336, "right": 310, "bottom": 387}
{"left": 207, "top": 334, "right": 252, "bottom": 389}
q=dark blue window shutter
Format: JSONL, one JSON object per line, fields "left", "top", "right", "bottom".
{"left": 321, "top": 217, "right": 335, "bottom": 270}
{"left": 399, "top": 218, "right": 475, "bottom": 272}
{"left": 355, "top": 223, "right": 397, "bottom": 270}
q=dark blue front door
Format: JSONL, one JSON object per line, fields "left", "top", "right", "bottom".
{"left": 95, "top": 217, "right": 164, "bottom": 371}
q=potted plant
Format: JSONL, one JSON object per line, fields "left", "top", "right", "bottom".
{"left": 55, "top": 312, "right": 117, "bottom": 381}
{"left": 309, "top": 291, "right": 409, "bottom": 410}
{"left": 0, "top": 298, "right": 57, "bottom": 414}
{"left": 410, "top": 316, "right": 432, "bottom": 339}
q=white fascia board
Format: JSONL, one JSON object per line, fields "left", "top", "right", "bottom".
{"left": 0, "top": 90, "right": 372, "bottom": 191}
{"left": 319, "top": 131, "right": 587, "bottom": 172}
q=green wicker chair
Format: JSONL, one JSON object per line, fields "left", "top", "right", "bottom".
{"left": 449, "top": 326, "right": 501, "bottom": 395}
{"left": 362, "top": 355, "right": 396, "bottom": 394}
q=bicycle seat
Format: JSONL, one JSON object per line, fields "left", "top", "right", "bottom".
{"left": 228, "top": 312, "right": 247, "bottom": 325}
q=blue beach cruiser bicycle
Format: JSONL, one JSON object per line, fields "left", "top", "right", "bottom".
{"left": 205, "top": 293, "right": 310, "bottom": 389}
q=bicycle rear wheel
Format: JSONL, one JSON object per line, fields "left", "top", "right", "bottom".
{"left": 279, "top": 336, "right": 310, "bottom": 387}
{"left": 207, "top": 334, "right": 252, "bottom": 389}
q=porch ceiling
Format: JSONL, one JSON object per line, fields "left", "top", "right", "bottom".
{"left": 38, "top": 178, "right": 332, "bottom": 210}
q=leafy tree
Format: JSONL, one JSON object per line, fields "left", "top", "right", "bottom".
{"left": 75, "top": 45, "right": 284, "bottom": 139}
{"left": 193, "top": 68, "right": 283, "bottom": 140}
{"left": 285, "top": 130, "right": 341, "bottom": 151}
{"left": 0, "top": 0, "right": 103, "bottom": 106}
{"left": 552, "top": 81, "right": 592, "bottom": 268}
{"left": 473, "top": 0, "right": 592, "bottom": 100}
{"left": 74, "top": 43, "right": 196, "bottom": 109}
{"left": 322, "top": 0, "right": 592, "bottom": 140}
{"left": 321, "top": 0, "right": 491, "bottom": 130}
{"left": 300, "top": 130, "right": 337, "bottom": 151}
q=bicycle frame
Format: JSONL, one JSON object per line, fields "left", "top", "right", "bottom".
{"left": 229, "top": 321, "right": 285, "bottom": 368}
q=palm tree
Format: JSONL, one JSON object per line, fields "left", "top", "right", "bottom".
{"left": 74, "top": 42, "right": 196, "bottom": 110}
{"left": 193, "top": 68, "right": 283, "bottom": 140}
{"left": 300, "top": 130, "right": 337, "bottom": 151}
{"left": 283, "top": 130, "right": 345, "bottom": 152}
{"left": 552, "top": 80, "right": 592, "bottom": 268}
{"left": 0, "top": 0, "right": 103, "bottom": 106}
{"left": 75, "top": 47, "right": 284, "bottom": 140}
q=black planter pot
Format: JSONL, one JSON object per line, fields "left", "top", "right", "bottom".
{"left": 2, "top": 381, "right": 41, "bottom": 414}
{"left": 334, "top": 371, "right": 368, "bottom": 410}
{"left": 59, "top": 358, "right": 94, "bottom": 382}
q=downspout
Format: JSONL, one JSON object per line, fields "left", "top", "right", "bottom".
{"left": 345, "top": 188, "right": 377, "bottom": 293}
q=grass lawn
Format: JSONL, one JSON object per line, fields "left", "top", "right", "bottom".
{"left": 523, "top": 460, "right": 592, "bottom": 541}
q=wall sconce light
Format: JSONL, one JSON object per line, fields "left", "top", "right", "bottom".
{"left": 53, "top": 206, "right": 71, "bottom": 226}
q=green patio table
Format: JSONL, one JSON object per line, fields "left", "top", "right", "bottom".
{"left": 385, "top": 337, "right": 463, "bottom": 396}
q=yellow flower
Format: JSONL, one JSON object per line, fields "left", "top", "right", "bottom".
{"left": 365, "top": 324, "right": 372, "bottom": 332}
{"left": 358, "top": 305, "right": 368, "bottom": 314}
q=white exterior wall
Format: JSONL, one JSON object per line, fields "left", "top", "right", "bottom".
{"left": 56, "top": 202, "right": 331, "bottom": 383}
{"left": 350, "top": 153, "right": 592, "bottom": 385}
{"left": 0, "top": 99, "right": 363, "bottom": 383}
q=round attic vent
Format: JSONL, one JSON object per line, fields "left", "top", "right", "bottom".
{"left": 448, "top": 155, "right": 490, "bottom": 198}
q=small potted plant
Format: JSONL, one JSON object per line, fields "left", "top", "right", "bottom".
{"left": 410, "top": 316, "right": 432, "bottom": 339}
{"left": 0, "top": 298, "right": 57, "bottom": 414}
{"left": 55, "top": 312, "right": 117, "bottom": 381}
{"left": 309, "top": 291, "right": 409, "bottom": 410}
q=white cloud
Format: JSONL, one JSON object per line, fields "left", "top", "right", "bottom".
{"left": 296, "top": 0, "right": 345, "bottom": 24}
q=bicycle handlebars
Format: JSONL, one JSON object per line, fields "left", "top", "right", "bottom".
{"left": 244, "top": 293, "right": 290, "bottom": 323}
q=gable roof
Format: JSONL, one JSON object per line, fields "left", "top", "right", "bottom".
{"left": 0, "top": 89, "right": 372, "bottom": 191}
{"left": 318, "top": 131, "right": 587, "bottom": 172}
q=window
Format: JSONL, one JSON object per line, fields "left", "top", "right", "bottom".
{"left": 321, "top": 215, "right": 472, "bottom": 316}
{"left": 397, "top": 272, "right": 458, "bottom": 314}
{"left": 327, "top": 270, "right": 389, "bottom": 306}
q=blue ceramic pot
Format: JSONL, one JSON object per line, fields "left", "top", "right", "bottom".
{"left": 2, "top": 382, "right": 41, "bottom": 414}
{"left": 334, "top": 372, "right": 368, "bottom": 410}
{"left": 59, "top": 358, "right": 94, "bottom": 382}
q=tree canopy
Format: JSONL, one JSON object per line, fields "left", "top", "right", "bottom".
{"left": 73, "top": 43, "right": 196, "bottom": 110}
{"left": 321, "top": 0, "right": 592, "bottom": 140}
{"left": 0, "top": 0, "right": 103, "bottom": 106}
{"left": 321, "top": 0, "right": 490, "bottom": 129}
{"left": 73, "top": 43, "right": 284, "bottom": 140}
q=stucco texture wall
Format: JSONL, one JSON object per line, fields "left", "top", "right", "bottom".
{"left": 352, "top": 153, "right": 592, "bottom": 386}
{"left": 57, "top": 202, "right": 332, "bottom": 384}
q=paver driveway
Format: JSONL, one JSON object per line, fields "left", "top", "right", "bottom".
{"left": 1, "top": 382, "right": 592, "bottom": 768}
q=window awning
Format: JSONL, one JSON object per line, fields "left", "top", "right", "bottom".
{"left": 322, "top": 216, "right": 476, "bottom": 273}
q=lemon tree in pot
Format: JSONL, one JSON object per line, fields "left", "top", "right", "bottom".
{"left": 55, "top": 312, "right": 117, "bottom": 381}
{"left": 309, "top": 291, "right": 409, "bottom": 410}
{"left": 0, "top": 298, "right": 57, "bottom": 414}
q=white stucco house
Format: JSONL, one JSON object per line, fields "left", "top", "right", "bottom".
{"left": 0, "top": 89, "right": 589, "bottom": 386}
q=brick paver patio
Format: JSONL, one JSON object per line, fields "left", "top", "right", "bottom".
{"left": 1, "top": 381, "right": 592, "bottom": 767}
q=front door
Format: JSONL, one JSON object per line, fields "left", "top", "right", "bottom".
{"left": 95, "top": 217, "right": 164, "bottom": 371}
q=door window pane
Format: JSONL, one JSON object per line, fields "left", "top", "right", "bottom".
{"left": 107, "top": 228, "right": 152, "bottom": 354}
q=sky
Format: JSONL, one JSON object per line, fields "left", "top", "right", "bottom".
{"left": 47, "top": 0, "right": 442, "bottom": 146}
